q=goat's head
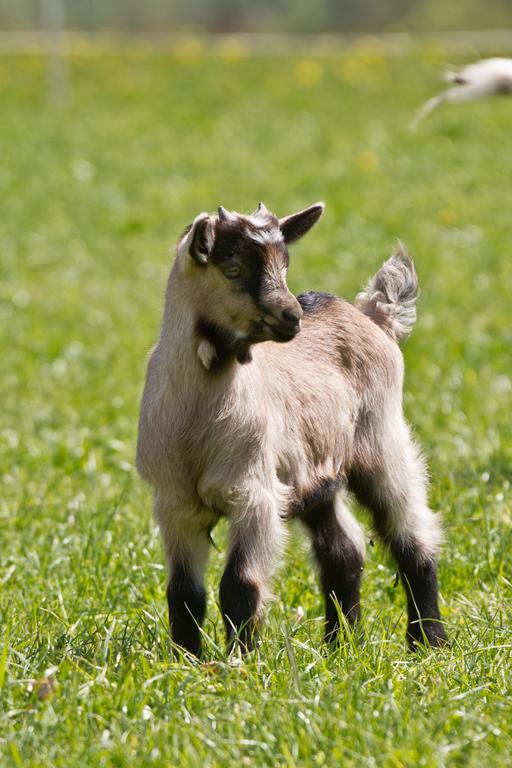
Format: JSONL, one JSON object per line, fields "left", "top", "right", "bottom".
{"left": 176, "top": 202, "right": 324, "bottom": 368}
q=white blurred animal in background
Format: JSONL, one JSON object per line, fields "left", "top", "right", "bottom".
{"left": 411, "top": 58, "right": 512, "bottom": 130}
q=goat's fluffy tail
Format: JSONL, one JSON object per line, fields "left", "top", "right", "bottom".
{"left": 355, "top": 243, "right": 418, "bottom": 344}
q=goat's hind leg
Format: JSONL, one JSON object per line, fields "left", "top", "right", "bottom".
{"left": 299, "top": 484, "right": 365, "bottom": 643}
{"left": 349, "top": 420, "right": 447, "bottom": 649}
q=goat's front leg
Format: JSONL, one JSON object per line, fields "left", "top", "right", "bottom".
{"left": 219, "top": 495, "right": 285, "bottom": 653}
{"left": 299, "top": 493, "right": 365, "bottom": 643}
{"left": 155, "top": 495, "right": 212, "bottom": 657}
{"left": 166, "top": 544, "right": 209, "bottom": 657}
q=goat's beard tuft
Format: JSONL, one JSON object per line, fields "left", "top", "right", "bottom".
{"left": 196, "top": 318, "right": 255, "bottom": 370}
{"left": 195, "top": 314, "right": 300, "bottom": 371}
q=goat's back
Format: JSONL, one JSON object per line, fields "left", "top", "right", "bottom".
{"left": 257, "top": 293, "right": 403, "bottom": 393}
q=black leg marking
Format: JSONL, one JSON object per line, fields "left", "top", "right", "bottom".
{"left": 347, "top": 468, "right": 390, "bottom": 541}
{"left": 348, "top": 467, "right": 447, "bottom": 648}
{"left": 315, "top": 544, "right": 363, "bottom": 643}
{"left": 167, "top": 563, "right": 206, "bottom": 657}
{"left": 219, "top": 548, "right": 260, "bottom": 652}
{"left": 392, "top": 542, "right": 448, "bottom": 649}
{"left": 298, "top": 486, "right": 363, "bottom": 643}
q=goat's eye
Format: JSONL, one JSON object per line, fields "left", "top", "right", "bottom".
{"left": 223, "top": 265, "right": 241, "bottom": 279}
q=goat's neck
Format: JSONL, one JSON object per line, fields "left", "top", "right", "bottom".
{"left": 159, "top": 264, "right": 242, "bottom": 383}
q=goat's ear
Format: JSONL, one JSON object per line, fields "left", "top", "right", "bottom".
{"left": 279, "top": 202, "right": 325, "bottom": 244}
{"left": 178, "top": 213, "right": 214, "bottom": 265}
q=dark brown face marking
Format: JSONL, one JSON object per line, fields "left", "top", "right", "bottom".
{"left": 211, "top": 218, "right": 289, "bottom": 306}
{"left": 190, "top": 205, "right": 321, "bottom": 370}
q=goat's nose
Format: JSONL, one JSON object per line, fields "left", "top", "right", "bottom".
{"left": 281, "top": 307, "right": 302, "bottom": 325}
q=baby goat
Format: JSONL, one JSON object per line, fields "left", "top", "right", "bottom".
{"left": 136, "top": 202, "right": 447, "bottom": 656}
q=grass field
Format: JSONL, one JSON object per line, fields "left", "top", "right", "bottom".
{"left": 1, "top": 45, "right": 511, "bottom": 767}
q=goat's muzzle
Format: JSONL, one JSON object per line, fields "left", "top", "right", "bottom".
{"left": 259, "top": 300, "right": 303, "bottom": 342}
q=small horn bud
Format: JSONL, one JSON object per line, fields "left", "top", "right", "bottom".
{"left": 257, "top": 202, "right": 269, "bottom": 215}
{"left": 218, "top": 205, "right": 230, "bottom": 222}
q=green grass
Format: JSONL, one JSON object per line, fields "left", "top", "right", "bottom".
{"left": 1, "top": 46, "right": 511, "bottom": 767}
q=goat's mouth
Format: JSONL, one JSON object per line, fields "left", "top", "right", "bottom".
{"left": 259, "top": 317, "right": 301, "bottom": 342}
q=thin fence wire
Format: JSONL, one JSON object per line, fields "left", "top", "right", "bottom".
{"left": 1, "top": 28, "right": 512, "bottom": 57}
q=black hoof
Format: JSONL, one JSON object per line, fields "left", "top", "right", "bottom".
{"left": 407, "top": 620, "right": 448, "bottom": 649}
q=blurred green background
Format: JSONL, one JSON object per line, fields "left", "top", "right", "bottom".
{"left": 0, "top": 4, "right": 511, "bottom": 766}
{"left": 1, "top": 0, "right": 512, "bottom": 33}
